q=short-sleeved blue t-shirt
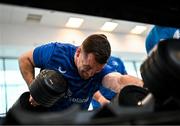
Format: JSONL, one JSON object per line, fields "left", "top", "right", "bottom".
{"left": 145, "top": 25, "right": 180, "bottom": 54}
{"left": 33, "top": 42, "right": 114, "bottom": 111}
{"left": 91, "top": 56, "right": 127, "bottom": 109}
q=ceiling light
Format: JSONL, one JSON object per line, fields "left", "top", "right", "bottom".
{"left": 101, "top": 22, "right": 118, "bottom": 32}
{"left": 65, "top": 17, "right": 84, "bottom": 28}
{"left": 130, "top": 25, "right": 147, "bottom": 34}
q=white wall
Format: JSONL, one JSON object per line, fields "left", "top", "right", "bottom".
{"left": 0, "top": 23, "right": 147, "bottom": 60}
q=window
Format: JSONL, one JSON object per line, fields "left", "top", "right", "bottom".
{"left": 0, "top": 59, "right": 6, "bottom": 116}
{"left": 124, "top": 60, "right": 143, "bottom": 79}
{"left": 135, "top": 61, "right": 143, "bottom": 79}
{"left": 124, "top": 61, "right": 137, "bottom": 77}
{"left": 4, "top": 59, "right": 28, "bottom": 110}
{"left": 0, "top": 58, "right": 41, "bottom": 115}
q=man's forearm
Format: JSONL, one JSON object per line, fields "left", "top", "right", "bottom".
{"left": 120, "top": 75, "right": 144, "bottom": 88}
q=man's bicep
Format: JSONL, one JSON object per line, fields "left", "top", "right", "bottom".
{"left": 102, "top": 72, "right": 122, "bottom": 93}
{"left": 102, "top": 72, "right": 144, "bottom": 94}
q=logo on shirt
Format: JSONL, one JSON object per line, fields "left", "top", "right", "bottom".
{"left": 64, "top": 88, "right": 89, "bottom": 104}
{"left": 58, "top": 66, "right": 66, "bottom": 74}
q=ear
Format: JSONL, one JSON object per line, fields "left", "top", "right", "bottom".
{"left": 76, "top": 47, "right": 81, "bottom": 57}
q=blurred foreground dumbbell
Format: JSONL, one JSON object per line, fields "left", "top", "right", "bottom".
{"left": 3, "top": 69, "right": 68, "bottom": 125}
{"left": 118, "top": 85, "right": 150, "bottom": 107}
{"left": 89, "top": 85, "right": 153, "bottom": 124}
{"left": 140, "top": 39, "right": 180, "bottom": 111}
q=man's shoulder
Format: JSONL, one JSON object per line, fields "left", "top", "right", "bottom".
{"left": 98, "top": 65, "right": 115, "bottom": 77}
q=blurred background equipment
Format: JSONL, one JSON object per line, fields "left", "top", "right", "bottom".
{"left": 2, "top": 92, "right": 80, "bottom": 125}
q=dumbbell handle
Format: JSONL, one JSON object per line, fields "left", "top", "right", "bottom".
{"left": 138, "top": 93, "right": 154, "bottom": 106}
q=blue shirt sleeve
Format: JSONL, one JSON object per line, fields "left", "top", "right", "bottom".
{"left": 116, "top": 58, "right": 127, "bottom": 75}
{"left": 107, "top": 56, "right": 127, "bottom": 75}
{"left": 33, "top": 43, "right": 55, "bottom": 69}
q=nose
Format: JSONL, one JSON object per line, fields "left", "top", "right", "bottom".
{"left": 86, "top": 70, "right": 94, "bottom": 77}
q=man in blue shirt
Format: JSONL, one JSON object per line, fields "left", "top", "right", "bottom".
{"left": 91, "top": 56, "right": 127, "bottom": 109}
{"left": 18, "top": 34, "right": 143, "bottom": 111}
{"left": 146, "top": 25, "right": 180, "bottom": 55}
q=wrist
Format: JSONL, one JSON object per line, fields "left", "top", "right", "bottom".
{"left": 99, "top": 97, "right": 110, "bottom": 106}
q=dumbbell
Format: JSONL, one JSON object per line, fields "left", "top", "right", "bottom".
{"left": 29, "top": 69, "right": 68, "bottom": 107}
{"left": 118, "top": 85, "right": 149, "bottom": 106}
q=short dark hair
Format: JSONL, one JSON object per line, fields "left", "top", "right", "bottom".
{"left": 82, "top": 34, "right": 111, "bottom": 64}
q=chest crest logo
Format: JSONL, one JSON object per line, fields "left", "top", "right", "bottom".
{"left": 58, "top": 66, "right": 66, "bottom": 74}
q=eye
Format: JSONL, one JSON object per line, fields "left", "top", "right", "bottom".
{"left": 95, "top": 70, "right": 101, "bottom": 73}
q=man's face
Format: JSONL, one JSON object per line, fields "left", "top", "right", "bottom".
{"left": 76, "top": 48, "right": 105, "bottom": 80}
